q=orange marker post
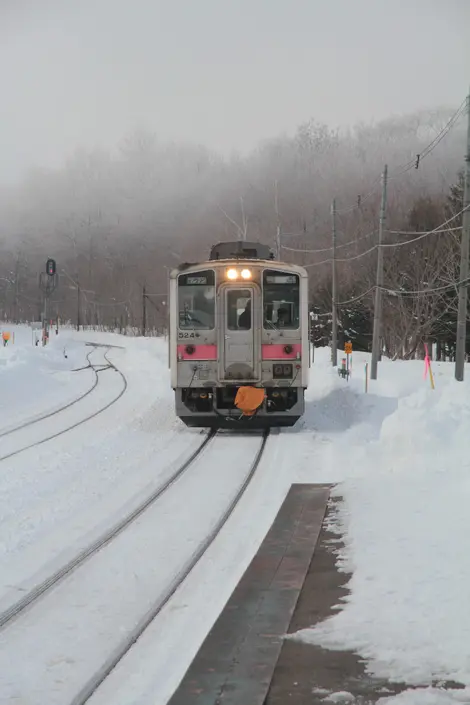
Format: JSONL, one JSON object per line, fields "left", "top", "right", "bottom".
{"left": 344, "top": 341, "right": 352, "bottom": 380}
{"left": 424, "top": 343, "right": 435, "bottom": 390}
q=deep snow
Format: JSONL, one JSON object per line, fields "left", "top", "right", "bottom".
{"left": 291, "top": 350, "right": 470, "bottom": 705}
{"left": 1, "top": 324, "right": 470, "bottom": 704}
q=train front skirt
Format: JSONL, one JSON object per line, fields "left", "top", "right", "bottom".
{"left": 175, "top": 385, "right": 305, "bottom": 429}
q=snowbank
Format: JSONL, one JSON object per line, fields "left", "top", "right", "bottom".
{"left": 294, "top": 349, "right": 470, "bottom": 700}
{"left": 0, "top": 325, "right": 94, "bottom": 427}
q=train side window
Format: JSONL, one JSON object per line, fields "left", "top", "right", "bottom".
{"left": 178, "top": 270, "right": 215, "bottom": 329}
{"left": 262, "top": 270, "right": 300, "bottom": 330}
{"left": 227, "top": 289, "right": 252, "bottom": 330}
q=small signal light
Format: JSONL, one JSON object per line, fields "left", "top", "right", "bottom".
{"left": 46, "top": 258, "right": 56, "bottom": 276}
{"left": 241, "top": 269, "right": 252, "bottom": 279}
{"left": 227, "top": 268, "right": 238, "bottom": 280}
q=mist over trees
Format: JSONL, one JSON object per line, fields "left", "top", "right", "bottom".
{"left": 0, "top": 106, "right": 466, "bottom": 358}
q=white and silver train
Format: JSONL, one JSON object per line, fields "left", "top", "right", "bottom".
{"left": 168, "top": 241, "right": 310, "bottom": 428}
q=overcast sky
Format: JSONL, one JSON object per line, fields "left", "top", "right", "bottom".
{"left": 1, "top": 0, "right": 468, "bottom": 184}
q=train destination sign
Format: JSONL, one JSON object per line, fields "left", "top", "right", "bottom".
{"left": 186, "top": 276, "right": 208, "bottom": 285}
{"left": 265, "top": 274, "right": 297, "bottom": 284}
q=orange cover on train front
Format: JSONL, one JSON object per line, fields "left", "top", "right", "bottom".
{"left": 234, "top": 386, "right": 265, "bottom": 415}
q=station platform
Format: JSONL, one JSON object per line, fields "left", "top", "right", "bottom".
{"left": 167, "top": 483, "right": 331, "bottom": 705}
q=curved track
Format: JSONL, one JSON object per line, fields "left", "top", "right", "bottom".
{"left": 0, "top": 347, "right": 99, "bottom": 440}
{"left": 69, "top": 429, "right": 269, "bottom": 705}
{"left": 0, "top": 346, "right": 127, "bottom": 463}
{"left": 0, "top": 430, "right": 216, "bottom": 630}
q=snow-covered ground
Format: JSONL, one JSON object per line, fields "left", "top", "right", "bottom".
{"left": 291, "top": 350, "right": 470, "bottom": 705}
{"left": 1, "top": 323, "right": 470, "bottom": 704}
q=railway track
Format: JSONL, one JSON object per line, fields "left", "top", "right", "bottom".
{"left": 0, "top": 429, "right": 270, "bottom": 705}
{"left": 0, "top": 344, "right": 127, "bottom": 463}
{"left": 0, "top": 347, "right": 99, "bottom": 440}
{"left": 0, "top": 429, "right": 216, "bottom": 630}
{"left": 69, "top": 429, "right": 269, "bottom": 705}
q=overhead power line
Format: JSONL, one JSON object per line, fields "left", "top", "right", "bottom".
{"left": 336, "top": 276, "right": 470, "bottom": 308}
{"left": 336, "top": 277, "right": 470, "bottom": 306}
{"left": 335, "top": 179, "right": 383, "bottom": 215}
{"left": 388, "top": 99, "right": 468, "bottom": 179}
{"left": 386, "top": 226, "right": 462, "bottom": 236}
{"left": 302, "top": 204, "right": 470, "bottom": 269}
{"left": 382, "top": 276, "right": 470, "bottom": 298}
{"left": 380, "top": 205, "right": 470, "bottom": 248}
{"left": 281, "top": 230, "right": 376, "bottom": 254}
{"left": 91, "top": 298, "right": 131, "bottom": 307}
{"left": 333, "top": 98, "right": 467, "bottom": 215}
{"left": 336, "top": 286, "right": 376, "bottom": 306}
{"left": 303, "top": 243, "right": 377, "bottom": 268}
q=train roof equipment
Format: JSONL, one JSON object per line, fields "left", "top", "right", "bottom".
{"left": 209, "top": 241, "right": 274, "bottom": 261}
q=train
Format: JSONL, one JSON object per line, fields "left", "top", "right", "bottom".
{"left": 168, "top": 241, "right": 310, "bottom": 428}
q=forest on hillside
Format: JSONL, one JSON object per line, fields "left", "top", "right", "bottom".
{"left": 0, "top": 105, "right": 467, "bottom": 359}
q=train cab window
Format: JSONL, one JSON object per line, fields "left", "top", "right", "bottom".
{"left": 227, "top": 289, "right": 252, "bottom": 330}
{"left": 262, "top": 270, "right": 300, "bottom": 330}
{"left": 178, "top": 270, "right": 215, "bottom": 329}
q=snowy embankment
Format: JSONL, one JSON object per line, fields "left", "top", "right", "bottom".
{"left": 0, "top": 324, "right": 90, "bottom": 430}
{"left": 294, "top": 349, "right": 470, "bottom": 704}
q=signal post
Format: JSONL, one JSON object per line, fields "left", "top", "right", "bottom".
{"left": 39, "top": 258, "right": 58, "bottom": 346}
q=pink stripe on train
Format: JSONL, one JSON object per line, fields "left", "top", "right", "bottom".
{"left": 177, "top": 343, "right": 301, "bottom": 361}
{"left": 177, "top": 344, "right": 217, "bottom": 360}
{"left": 262, "top": 343, "right": 301, "bottom": 360}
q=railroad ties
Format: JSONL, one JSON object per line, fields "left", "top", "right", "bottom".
{"left": 168, "top": 483, "right": 331, "bottom": 705}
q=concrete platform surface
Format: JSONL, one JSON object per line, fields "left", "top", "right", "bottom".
{"left": 266, "top": 502, "right": 411, "bottom": 704}
{"left": 167, "top": 483, "right": 330, "bottom": 705}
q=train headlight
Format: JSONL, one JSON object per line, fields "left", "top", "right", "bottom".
{"left": 241, "top": 269, "right": 252, "bottom": 279}
{"left": 226, "top": 268, "right": 238, "bottom": 280}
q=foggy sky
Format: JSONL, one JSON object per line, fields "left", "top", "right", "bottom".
{"left": 1, "top": 0, "right": 469, "bottom": 184}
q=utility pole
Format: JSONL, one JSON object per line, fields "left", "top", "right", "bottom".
{"left": 42, "top": 293, "right": 48, "bottom": 345}
{"left": 142, "top": 284, "right": 147, "bottom": 337}
{"left": 76, "top": 281, "right": 81, "bottom": 331}
{"left": 455, "top": 90, "right": 470, "bottom": 381}
{"left": 370, "top": 164, "right": 388, "bottom": 380}
{"left": 275, "top": 180, "right": 281, "bottom": 259}
{"left": 331, "top": 199, "right": 338, "bottom": 367}
{"left": 13, "top": 252, "right": 20, "bottom": 323}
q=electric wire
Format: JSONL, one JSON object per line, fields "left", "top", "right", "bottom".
{"left": 331, "top": 98, "right": 467, "bottom": 214}
{"left": 281, "top": 230, "right": 376, "bottom": 254}
{"left": 301, "top": 205, "right": 469, "bottom": 269}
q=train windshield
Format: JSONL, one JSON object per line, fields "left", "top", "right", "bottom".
{"left": 263, "top": 270, "right": 300, "bottom": 330}
{"left": 178, "top": 270, "right": 215, "bottom": 329}
{"left": 227, "top": 289, "right": 252, "bottom": 330}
